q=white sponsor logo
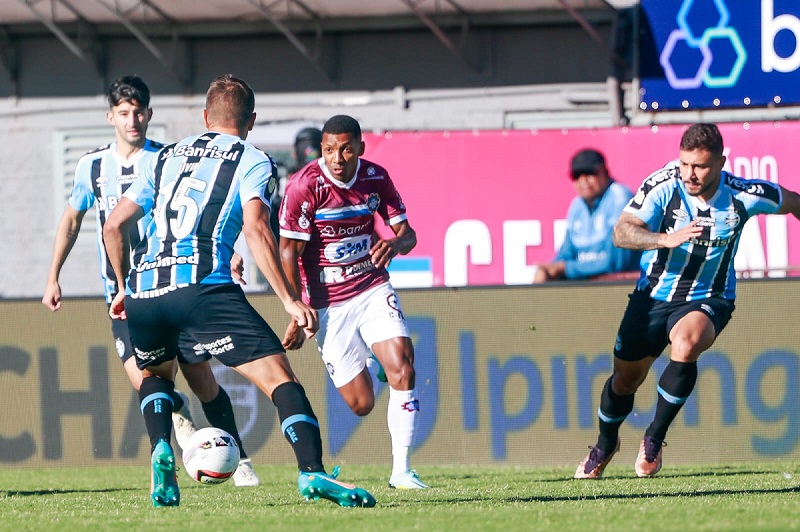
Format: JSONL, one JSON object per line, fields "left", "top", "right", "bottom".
{"left": 728, "top": 176, "right": 765, "bottom": 195}
{"left": 672, "top": 209, "right": 689, "bottom": 221}
{"left": 323, "top": 235, "right": 371, "bottom": 263}
{"left": 644, "top": 168, "right": 674, "bottom": 188}
{"left": 130, "top": 283, "right": 189, "bottom": 299}
{"left": 200, "top": 335, "right": 235, "bottom": 356}
{"left": 134, "top": 346, "right": 166, "bottom": 361}
{"left": 161, "top": 145, "right": 240, "bottom": 161}
{"left": 135, "top": 254, "right": 199, "bottom": 273}
{"left": 325, "top": 221, "right": 371, "bottom": 237}
{"left": 320, "top": 258, "right": 375, "bottom": 283}
{"left": 178, "top": 161, "right": 201, "bottom": 176}
{"left": 696, "top": 216, "right": 715, "bottom": 227}
{"left": 689, "top": 235, "right": 734, "bottom": 247}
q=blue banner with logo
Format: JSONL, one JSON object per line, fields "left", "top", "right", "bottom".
{"left": 639, "top": 0, "right": 800, "bottom": 110}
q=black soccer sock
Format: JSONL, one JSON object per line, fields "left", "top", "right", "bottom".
{"left": 597, "top": 376, "right": 635, "bottom": 454}
{"left": 646, "top": 360, "right": 698, "bottom": 442}
{"left": 139, "top": 376, "right": 175, "bottom": 452}
{"left": 170, "top": 390, "right": 185, "bottom": 413}
{"left": 271, "top": 381, "right": 324, "bottom": 473}
{"left": 201, "top": 387, "right": 248, "bottom": 460}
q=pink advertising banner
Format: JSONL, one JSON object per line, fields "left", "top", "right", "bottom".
{"left": 363, "top": 121, "right": 800, "bottom": 287}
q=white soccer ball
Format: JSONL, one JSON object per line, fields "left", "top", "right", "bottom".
{"left": 182, "top": 427, "right": 240, "bottom": 484}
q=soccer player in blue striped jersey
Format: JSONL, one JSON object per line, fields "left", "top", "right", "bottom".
{"left": 103, "top": 74, "right": 375, "bottom": 508}
{"left": 42, "top": 75, "right": 259, "bottom": 488}
{"left": 575, "top": 123, "right": 800, "bottom": 479}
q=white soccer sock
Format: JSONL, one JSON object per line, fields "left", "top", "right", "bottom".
{"left": 388, "top": 387, "right": 418, "bottom": 476}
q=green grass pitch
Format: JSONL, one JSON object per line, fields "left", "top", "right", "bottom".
{"left": 2, "top": 463, "right": 799, "bottom": 531}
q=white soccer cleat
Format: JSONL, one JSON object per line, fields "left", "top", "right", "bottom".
{"left": 233, "top": 458, "right": 261, "bottom": 487}
{"left": 171, "top": 390, "right": 197, "bottom": 451}
{"left": 388, "top": 469, "right": 429, "bottom": 489}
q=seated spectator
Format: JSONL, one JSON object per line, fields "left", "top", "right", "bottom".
{"left": 535, "top": 148, "right": 640, "bottom": 283}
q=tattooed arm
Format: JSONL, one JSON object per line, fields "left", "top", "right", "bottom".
{"left": 613, "top": 211, "right": 703, "bottom": 250}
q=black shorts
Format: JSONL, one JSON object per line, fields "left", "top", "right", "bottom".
{"left": 109, "top": 309, "right": 210, "bottom": 365}
{"left": 613, "top": 289, "right": 735, "bottom": 361}
{"left": 124, "top": 283, "right": 284, "bottom": 370}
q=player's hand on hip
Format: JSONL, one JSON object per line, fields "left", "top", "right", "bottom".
{"left": 369, "top": 239, "right": 396, "bottom": 269}
{"left": 231, "top": 252, "right": 246, "bottom": 285}
{"left": 108, "top": 292, "right": 127, "bottom": 320}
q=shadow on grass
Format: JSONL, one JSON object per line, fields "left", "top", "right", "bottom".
{"left": 535, "top": 484, "right": 800, "bottom": 503}
{"left": 2, "top": 487, "right": 139, "bottom": 497}
{"left": 404, "top": 484, "right": 800, "bottom": 505}
{"left": 471, "top": 468, "right": 789, "bottom": 483}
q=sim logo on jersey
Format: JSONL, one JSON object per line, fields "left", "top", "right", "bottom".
{"left": 660, "top": 0, "right": 747, "bottom": 90}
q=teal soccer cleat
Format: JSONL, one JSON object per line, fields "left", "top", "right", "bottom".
{"left": 151, "top": 439, "right": 180, "bottom": 507}
{"left": 298, "top": 466, "right": 376, "bottom": 508}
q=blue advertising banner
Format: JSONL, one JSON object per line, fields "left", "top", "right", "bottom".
{"left": 639, "top": 0, "right": 800, "bottom": 110}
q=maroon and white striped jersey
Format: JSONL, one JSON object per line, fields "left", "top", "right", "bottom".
{"left": 279, "top": 157, "right": 407, "bottom": 308}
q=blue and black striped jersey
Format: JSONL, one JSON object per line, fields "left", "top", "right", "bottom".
{"left": 122, "top": 132, "right": 278, "bottom": 295}
{"left": 68, "top": 139, "right": 164, "bottom": 302}
{"left": 625, "top": 160, "right": 782, "bottom": 302}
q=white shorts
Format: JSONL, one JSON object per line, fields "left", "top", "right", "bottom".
{"left": 315, "top": 282, "right": 409, "bottom": 388}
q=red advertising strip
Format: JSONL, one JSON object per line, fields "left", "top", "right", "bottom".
{"left": 365, "top": 122, "right": 799, "bottom": 287}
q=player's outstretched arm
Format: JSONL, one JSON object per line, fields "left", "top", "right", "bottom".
{"left": 775, "top": 186, "right": 800, "bottom": 220}
{"left": 279, "top": 237, "right": 308, "bottom": 350}
{"left": 42, "top": 205, "right": 87, "bottom": 311}
{"left": 614, "top": 211, "right": 702, "bottom": 250}
{"left": 103, "top": 197, "right": 142, "bottom": 319}
{"left": 242, "top": 198, "right": 318, "bottom": 338}
{"left": 370, "top": 220, "right": 417, "bottom": 269}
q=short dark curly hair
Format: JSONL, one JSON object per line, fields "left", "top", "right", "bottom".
{"left": 107, "top": 75, "right": 150, "bottom": 108}
{"left": 322, "top": 115, "right": 361, "bottom": 141}
{"left": 680, "top": 123, "right": 724, "bottom": 156}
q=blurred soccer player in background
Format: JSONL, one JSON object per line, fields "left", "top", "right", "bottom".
{"left": 575, "top": 123, "right": 800, "bottom": 479}
{"left": 279, "top": 114, "right": 428, "bottom": 490}
{"left": 268, "top": 126, "right": 323, "bottom": 237}
{"left": 42, "top": 74, "right": 259, "bottom": 487}
{"left": 104, "top": 75, "right": 375, "bottom": 508}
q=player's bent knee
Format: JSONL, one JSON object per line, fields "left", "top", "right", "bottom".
{"left": 350, "top": 398, "right": 375, "bottom": 417}
{"left": 611, "top": 374, "right": 645, "bottom": 396}
{"left": 386, "top": 363, "right": 415, "bottom": 388}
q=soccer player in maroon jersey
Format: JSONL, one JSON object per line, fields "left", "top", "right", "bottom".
{"left": 279, "top": 115, "right": 428, "bottom": 489}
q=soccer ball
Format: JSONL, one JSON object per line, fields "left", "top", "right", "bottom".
{"left": 182, "top": 427, "right": 240, "bottom": 484}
